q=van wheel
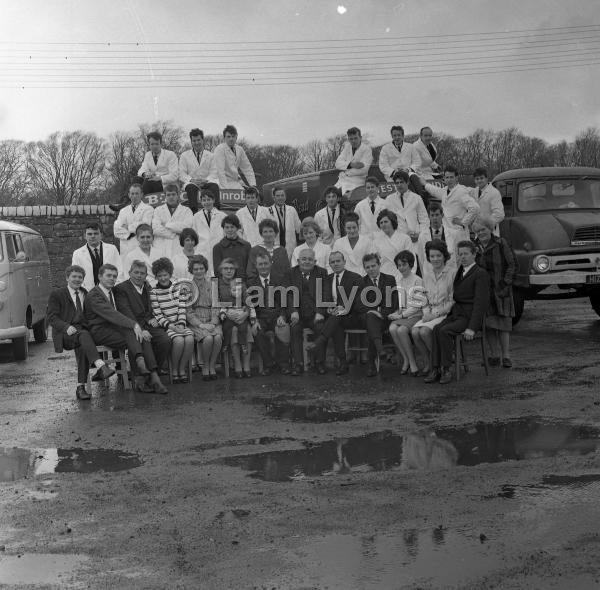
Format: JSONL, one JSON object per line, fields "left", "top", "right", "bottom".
{"left": 512, "top": 288, "right": 526, "bottom": 325}
{"left": 33, "top": 318, "right": 48, "bottom": 343}
{"left": 13, "top": 335, "right": 28, "bottom": 361}
{"left": 590, "top": 290, "right": 600, "bottom": 317}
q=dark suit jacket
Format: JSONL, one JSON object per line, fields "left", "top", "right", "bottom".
{"left": 83, "top": 286, "right": 137, "bottom": 332}
{"left": 113, "top": 280, "right": 155, "bottom": 328}
{"left": 47, "top": 286, "right": 88, "bottom": 353}
{"left": 289, "top": 265, "right": 329, "bottom": 317}
{"left": 360, "top": 272, "right": 398, "bottom": 319}
{"left": 324, "top": 270, "right": 366, "bottom": 315}
{"left": 246, "top": 245, "right": 291, "bottom": 283}
{"left": 213, "top": 236, "right": 251, "bottom": 281}
{"left": 450, "top": 264, "right": 490, "bottom": 331}
{"left": 247, "top": 272, "right": 290, "bottom": 322}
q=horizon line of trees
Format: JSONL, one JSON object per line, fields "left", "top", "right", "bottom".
{"left": 1, "top": 121, "right": 599, "bottom": 206}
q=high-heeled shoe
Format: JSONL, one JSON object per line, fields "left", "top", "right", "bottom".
{"left": 410, "top": 369, "right": 420, "bottom": 377}
{"left": 242, "top": 370, "right": 252, "bottom": 378}
{"left": 234, "top": 372, "right": 243, "bottom": 379}
{"left": 210, "top": 373, "right": 218, "bottom": 380}
{"left": 400, "top": 367, "right": 409, "bottom": 375}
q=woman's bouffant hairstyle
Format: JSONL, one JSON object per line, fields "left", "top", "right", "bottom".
{"left": 425, "top": 239, "right": 451, "bottom": 263}
{"left": 188, "top": 254, "right": 208, "bottom": 274}
{"left": 151, "top": 257, "right": 174, "bottom": 276}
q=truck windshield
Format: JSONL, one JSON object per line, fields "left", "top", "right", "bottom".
{"left": 518, "top": 179, "right": 600, "bottom": 211}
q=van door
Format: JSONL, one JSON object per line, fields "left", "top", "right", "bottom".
{"left": 5, "top": 232, "right": 29, "bottom": 328}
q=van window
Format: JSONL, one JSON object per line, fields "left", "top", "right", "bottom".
{"left": 21, "top": 233, "right": 46, "bottom": 261}
{"left": 5, "top": 233, "right": 24, "bottom": 262}
{"left": 518, "top": 179, "right": 600, "bottom": 211}
{"left": 0, "top": 233, "right": 4, "bottom": 262}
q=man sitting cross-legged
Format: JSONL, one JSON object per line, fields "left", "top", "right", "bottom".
{"left": 47, "top": 265, "right": 116, "bottom": 400}
{"left": 83, "top": 263, "right": 168, "bottom": 394}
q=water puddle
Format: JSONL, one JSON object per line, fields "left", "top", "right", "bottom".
{"left": 0, "top": 447, "right": 142, "bottom": 482}
{"left": 264, "top": 401, "right": 402, "bottom": 422}
{"left": 192, "top": 436, "right": 294, "bottom": 451}
{"left": 497, "top": 474, "right": 600, "bottom": 500}
{"left": 217, "top": 418, "right": 600, "bottom": 481}
{"left": 0, "top": 553, "right": 88, "bottom": 585}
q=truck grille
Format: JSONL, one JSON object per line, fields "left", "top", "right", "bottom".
{"left": 571, "top": 225, "right": 600, "bottom": 245}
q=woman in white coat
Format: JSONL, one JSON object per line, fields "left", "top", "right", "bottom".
{"left": 291, "top": 219, "right": 331, "bottom": 271}
{"left": 331, "top": 211, "right": 372, "bottom": 276}
{"left": 371, "top": 209, "right": 413, "bottom": 282}
{"left": 151, "top": 184, "right": 194, "bottom": 260}
{"left": 192, "top": 191, "right": 226, "bottom": 276}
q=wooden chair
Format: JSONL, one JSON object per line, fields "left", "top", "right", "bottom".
{"left": 302, "top": 328, "right": 314, "bottom": 371}
{"left": 453, "top": 318, "right": 489, "bottom": 381}
{"left": 345, "top": 329, "right": 379, "bottom": 372}
{"left": 89, "top": 345, "right": 130, "bottom": 389}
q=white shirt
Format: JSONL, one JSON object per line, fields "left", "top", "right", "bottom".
{"left": 212, "top": 142, "right": 256, "bottom": 189}
{"left": 260, "top": 274, "right": 271, "bottom": 288}
{"left": 151, "top": 203, "right": 194, "bottom": 259}
{"left": 178, "top": 148, "right": 219, "bottom": 187}
{"left": 384, "top": 190, "right": 430, "bottom": 237}
{"left": 72, "top": 241, "right": 123, "bottom": 290}
{"left": 334, "top": 141, "right": 373, "bottom": 194}
{"left": 314, "top": 205, "right": 342, "bottom": 244}
{"left": 68, "top": 286, "right": 83, "bottom": 309}
{"left": 354, "top": 196, "right": 386, "bottom": 238}
{"left": 412, "top": 139, "right": 438, "bottom": 181}
{"left": 113, "top": 202, "right": 154, "bottom": 262}
{"left": 331, "top": 271, "right": 345, "bottom": 301}
{"left": 138, "top": 149, "right": 179, "bottom": 185}
{"left": 461, "top": 262, "right": 476, "bottom": 276}
{"left": 123, "top": 246, "right": 162, "bottom": 287}
{"left": 470, "top": 183, "right": 505, "bottom": 236}
{"left": 378, "top": 141, "right": 420, "bottom": 181}
{"left": 424, "top": 183, "right": 480, "bottom": 242}
{"left": 98, "top": 284, "right": 115, "bottom": 307}
{"left": 332, "top": 235, "right": 372, "bottom": 275}
{"left": 236, "top": 205, "right": 271, "bottom": 247}
{"left": 266, "top": 203, "right": 302, "bottom": 258}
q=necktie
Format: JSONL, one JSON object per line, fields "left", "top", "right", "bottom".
{"left": 250, "top": 208, "right": 256, "bottom": 222}
{"left": 335, "top": 273, "right": 340, "bottom": 304}
{"left": 108, "top": 290, "right": 116, "bottom": 309}
{"left": 195, "top": 150, "right": 201, "bottom": 164}
{"left": 205, "top": 211, "right": 211, "bottom": 226}
{"left": 372, "top": 278, "right": 377, "bottom": 288}
{"left": 278, "top": 207, "right": 286, "bottom": 247}
{"left": 400, "top": 194, "right": 405, "bottom": 208}
{"left": 153, "top": 153, "right": 158, "bottom": 165}
{"left": 93, "top": 247, "right": 99, "bottom": 262}
{"left": 75, "top": 290, "right": 82, "bottom": 313}
{"left": 264, "top": 277, "right": 269, "bottom": 289}
{"left": 303, "top": 273, "right": 309, "bottom": 282}
{"left": 131, "top": 205, "right": 137, "bottom": 213}
{"left": 328, "top": 208, "right": 335, "bottom": 234}
{"left": 478, "top": 187, "right": 482, "bottom": 199}
{"left": 370, "top": 201, "right": 375, "bottom": 214}
{"left": 395, "top": 142, "right": 403, "bottom": 152}
{"left": 447, "top": 187, "right": 451, "bottom": 195}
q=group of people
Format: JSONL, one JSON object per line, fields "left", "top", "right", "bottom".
{"left": 47, "top": 123, "right": 517, "bottom": 399}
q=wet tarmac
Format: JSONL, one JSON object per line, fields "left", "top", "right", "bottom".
{"left": 0, "top": 553, "right": 88, "bottom": 585}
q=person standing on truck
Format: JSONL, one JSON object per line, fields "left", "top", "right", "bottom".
{"left": 470, "top": 167, "right": 504, "bottom": 236}
{"left": 137, "top": 131, "right": 179, "bottom": 195}
{"left": 212, "top": 124, "right": 257, "bottom": 190}
{"left": 236, "top": 186, "right": 270, "bottom": 247}
{"left": 334, "top": 127, "right": 373, "bottom": 195}
{"left": 179, "top": 128, "right": 220, "bottom": 212}
{"left": 267, "top": 186, "right": 302, "bottom": 258}
{"left": 354, "top": 176, "right": 386, "bottom": 239}
{"left": 412, "top": 126, "right": 441, "bottom": 182}
{"left": 378, "top": 125, "right": 420, "bottom": 182}
{"left": 314, "top": 186, "right": 344, "bottom": 245}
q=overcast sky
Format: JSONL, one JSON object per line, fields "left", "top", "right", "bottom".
{"left": 1, "top": 0, "right": 599, "bottom": 146}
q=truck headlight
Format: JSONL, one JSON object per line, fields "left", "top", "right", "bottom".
{"left": 533, "top": 255, "right": 550, "bottom": 273}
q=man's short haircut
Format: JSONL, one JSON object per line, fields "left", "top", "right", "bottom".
{"left": 420, "top": 126, "right": 433, "bottom": 135}
{"left": 301, "top": 219, "right": 322, "bottom": 237}
{"left": 365, "top": 176, "right": 380, "bottom": 187}
{"left": 223, "top": 124, "right": 238, "bottom": 136}
{"left": 362, "top": 252, "right": 381, "bottom": 266}
{"left": 343, "top": 211, "right": 360, "bottom": 226}
{"left": 152, "top": 257, "right": 174, "bottom": 277}
{"left": 324, "top": 185, "right": 341, "bottom": 199}
{"left": 428, "top": 201, "right": 443, "bottom": 215}
{"left": 188, "top": 254, "right": 208, "bottom": 274}
{"left": 472, "top": 215, "right": 495, "bottom": 232}
{"left": 392, "top": 170, "right": 410, "bottom": 183}
{"left": 272, "top": 185, "right": 286, "bottom": 196}
{"left": 129, "top": 182, "right": 143, "bottom": 193}
{"left": 65, "top": 264, "right": 85, "bottom": 277}
{"left": 347, "top": 126, "right": 361, "bottom": 136}
{"left": 298, "top": 248, "right": 315, "bottom": 260}
{"left": 390, "top": 125, "right": 405, "bottom": 135}
{"left": 329, "top": 250, "right": 346, "bottom": 262}
{"left": 394, "top": 249, "right": 415, "bottom": 268}
{"left": 456, "top": 240, "right": 477, "bottom": 254}
{"left": 189, "top": 128, "right": 204, "bottom": 140}
{"left": 135, "top": 223, "right": 153, "bottom": 236}
{"left": 200, "top": 190, "right": 215, "bottom": 201}
{"left": 84, "top": 222, "right": 102, "bottom": 233}
{"left": 425, "top": 239, "right": 451, "bottom": 263}
{"left": 444, "top": 165, "right": 459, "bottom": 176}
{"left": 146, "top": 131, "right": 162, "bottom": 143}
{"left": 218, "top": 257, "right": 238, "bottom": 272}
{"left": 164, "top": 183, "right": 179, "bottom": 194}
{"left": 255, "top": 252, "right": 271, "bottom": 264}
{"left": 377, "top": 209, "right": 399, "bottom": 230}
{"left": 98, "top": 263, "right": 118, "bottom": 276}
{"left": 473, "top": 167, "right": 488, "bottom": 178}
{"left": 129, "top": 259, "right": 147, "bottom": 272}
{"left": 179, "top": 227, "right": 199, "bottom": 247}
{"left": 221, "top": 214, "right": 241, "bottom": 229}
{"left": 259, "top": 218, "right": 279, "bottom": 235}
{"left": 244, "top": 186, "right": 259, "bottom": 197}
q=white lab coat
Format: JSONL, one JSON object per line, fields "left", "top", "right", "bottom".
{"left": 371, "top": 231, "right": 414, "bottom": 282}
{"left": 335, "top": 141, "right": 373, "bottom": 194}
{"left": 192, "top": 208, "right": 227, "bottom": 275}
{"left": 172, "top": 251, "right": 194, "bottom": 281}
{"left": 314, "top": 205, "right": 343, "bottom": 244}
{"left": 123, "top": 246, "right": 163, "bottom": 287}
{"left": 412, "top": 139, "right": 439, "bottom": 181}
{"left": 212, "top": 143, "right": 256, "bottom": 189}
{"left": 332, "top": 235, "right": 372, "bottom": 276}
{"left": 470, "top": 184, "right": 505, "bottom": 236}
{"left": 378, "top": 142, "right": 420, "bottom": 181}
{"left": 72, "top": 242, "right": 123, "bottom": 291}
{"left": 137, "top": 149, "right": 179, "bottom": 185}
{"left": 151, "top": 204, "right": 194, "bottom": 260}
{"left": 384, "top": 190, "right": 430, "bottom": 244}
{"left": 235, "top": 205, "right": 271, "bottom": 247}
{"left": 112, "top": 202, "right": 154, "bottom": 264}
{"left": 354, "top": 196, "right": 386, "bottom": 239}
{"left": 291, "top": 241, "right": 332, "bottom": 272}
{"left": 266, "top": 204, "right": 302, "bottom": 259}
{"left": 178, "top": 149, "right": 219, "bottom": 188}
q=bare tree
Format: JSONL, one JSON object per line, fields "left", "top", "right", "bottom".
{"left": 26, "top": 131, "right": 106, "bottom": 205}
{"left": 0, "top": 140, "right": 28, "bottom": 205}
{"left": 302, "top": 139, "right": 329, "bottom": 172}
{"left": 573, "top": 127, "right": 600, "bottom": 168}
{"left": 138, "top": 119, "right": 184, "bottom": 155}
{"left": 106, "top": 131, "right": 144, "bottom": 198}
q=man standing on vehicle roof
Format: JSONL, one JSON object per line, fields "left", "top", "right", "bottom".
{"left": 470, "top": 167, "right": 504, "bottom": 236}
{"left": 378, "top": 125, "right": 420, "bottom": 182}
{"left": 212, "top": 124, "right": 257, "bottom": 191}
{"left": 412, "top": 126, "right": 441, "bottom": 182}
{"left": 334, "top": 127, "right": 373, "bottom": 195}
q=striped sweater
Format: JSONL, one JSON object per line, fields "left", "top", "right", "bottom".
{"left": 150, "top": 283, "right": 188, "bottom": 329}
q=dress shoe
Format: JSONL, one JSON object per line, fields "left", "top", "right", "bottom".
{"left": 423, "top": 370, "right": 440, "bottom": 383}
{"left": 366, "top": 364, "right": 378, "bottom": 377}
{"left": 151, "top": 379, "right": 168, "bottom": 394}
{"left": 261, "top": 368, "right": 272, "bottom": 376}
{"left": 234, "top": 372, "right": 243, "bottom": 379}
{"left": 210, "top": 373, "right": 218, "bottom": 380}
{"left": 134, "top": 377, "right": 154, "bottom": 393}
{"left": 92, "top": 364, "right": 116, "bottom": 382}
{"left": 135, "top": 357, "right": 151, "bottom": 376}
{"left": 75, "top": 385, "right": 91, "bottom": 400}
{"left": 203, "top": 375, "right": 211, "bottom": 382}
{"left": 439, "top": 369, "right": 453, "bottom": 384}
{"left": 315, "top": 363, "right": 326, "bottom": 375}
{"left": 488, "top": 356, "right": 501, "bottom": 367}
{"left": 336, "top": 362, "right": 349, "bottom": 376}
{"left": 243, "top": 370, "right": 252, "bottom": 378}
{"left": 290, "top": 366, "right": 300, "bottom": 376}
{"left": 502, "top": 357, "right": 512, "bottom": 368}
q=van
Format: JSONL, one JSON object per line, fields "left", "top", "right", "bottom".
{"left": 0, "top": 221, "right": 51, "bottom": 360}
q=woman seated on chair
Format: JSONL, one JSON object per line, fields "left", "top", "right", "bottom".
{"left": 150, "top": 257, "right": 195, "bottom": 383}
{"left": 186, "top": 254, "right": 223, "bottom": 381}
{"left": 388, "top": 250, "right": 424, "bottom": 376}
{"left": 423, "top": 240, "right": 490, "bottom": 385}
{"left": 411, "top": 239, "right": 455, "bottom": 377}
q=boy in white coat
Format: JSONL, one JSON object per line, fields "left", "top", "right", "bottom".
{"left": 151, "top": 183, "right": 194, "bottom": 259}
{"left": 123, "top": 224, "right": 163, "bottom": 287}
{"left": 267, "top": 186, "right": 302, "bottom": 259}
{"left": 470, "top": 167, "right": 504, "bottom": 236}
{"left": 314, "top": 185, "right": 343, "bottom": 245}
{"left": 335, "top": 127, "right": 373, "bottom": 194}
{"left": 236, "top": 186, "right": 270, "bottom": 247}
{"left": 192, "top": 191, "right": 226, "bottom": 275}
{"left": 354, "top": 176, "right": 386, "bottom": 239}
{"left": 137, "top": 131, "right": 179, "bottom": 195}
{"left": 212, "top": 124, "right": 256, "bottom": 190}
{"left": 378, "top": 125, "right": 420, "bottom": 182}
{"left": 412, "top": 126, "right": 441, "bottom": 182}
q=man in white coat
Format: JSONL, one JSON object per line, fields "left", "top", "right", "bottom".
{"left": 335, "top": 127, "right": 373, "bottom": 195}
{"left": 151, "top": 183, "right": 194, "bottom": 259}
{"left": 314, "top": 186, "right": 343, "bottom": 245}
{"left": 72, "top": 222, "right": 123, "bottom": 290}
{"left": 236, "top": 186, "right": 270, "bottom": 247}
{"left": 470, "top": 167, "right": 505, "bottom": 236}
{"left": 267, "top": 186, "right": 302, "bottom": 259}
{"left": 179, "top": 128, "right": 220, "bottom": 212}
{"left": 137, "top": 131, "right": 179, "bottom": 195}
{"left": 378, "top": 125, "right": 420, "bottom": 182}
{"left": 113, "top": 184, "right": 154, "bottom": 266}
{"left": 353, "top": 176, "right": 386, "bottom": 239}
{"left": 417, "top": 202, "right": 457, "bottom": 274}
{"left": 192, "top": 191, "right": 227, "bottom": 275}
{"left": 123, "top": 224, "right": 163, "bottom": 287}
{"left": 212, "top": 124, "right": 256, "bottom": 190}
{"left": 412, "top": 126, "right": 441, "bottom": 182}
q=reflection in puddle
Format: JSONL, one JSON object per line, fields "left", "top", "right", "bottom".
{"left": 264, "top": 402, "right": 402, "bottom": 423}
{"left": 0, "top": 553, "right": 88, "bottom": 585}
{"left": 217, "top": 418, "right": 600, "bottom": 481}
{"left": 0, "top": 447, "right": 142, "bottom": 482}
{"left": 499, "top": 476, "right": 600, "bottom": 500}
{"left": 192, "top": 436, "right": 294, "bottom": 451}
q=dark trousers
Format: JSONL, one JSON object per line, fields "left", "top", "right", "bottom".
{"left": 133, "top": 176, "right": 164, "bottom": 196}
{"left": 222, "top": 319, "right": 249, "bottom": 347}
{"left": 431, "top": 315, "right": 469, "bottom": 369}
{"left": 254, "top": 318, "right": 290, "bottom": 368}
{"left": 291, "top": 316, "right": 325, "bottom": 366}
{"left": 62, "top": 329, "right": 100, "bottom": 383}
{"left": 89, "top": 325, "right": 158, "bottom": 372}
{"left": 184, "top": 182, "right": 220, "bottom": 210}
{"left": 320, "top": 313, "right": 363, "bottom": 361}
{"left": 147, "top": 325, "right": 171, "bottom": 368}
{"left": 363, "top": 312, "right": 387, "bottom": 360}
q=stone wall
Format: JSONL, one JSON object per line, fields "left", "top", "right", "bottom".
{"left": 0, "top": 205, "right": 117, "bottom": 288}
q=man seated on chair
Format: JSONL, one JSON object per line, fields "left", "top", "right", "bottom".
{"left": 247, "top": 253, "right": 291, "bottom": 376}
{"left": 113, "top": 259, "right": 172, "bottom": 374}
{"left": 306, "top": 250, "right": 365, "bottom": 375}
{"left": 47, "top": 265, "right": 116, "bottom": 400}
{"left": 83, "top": 263, "right": 168, "bottom": 394}
{"left": 360, "top": 253, "right": 399, "bottom": 377}
{"left": 424, "top": 241, "right": 490, "bottom": 385}
{"left": 289, "top": 248, "right": 329, "bottom": 376}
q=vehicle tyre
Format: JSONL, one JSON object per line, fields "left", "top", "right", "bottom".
{"left": 590, "top": 289, "right": 600, "bottom": 317}
{"left": 13, "top": 335, "right": 29, "bottom": 361}
{"left": 33, "top": 318, "right": 48, "bottom": 343}
{"left": 512, "top": 288, "right": 526, "bottom": 325}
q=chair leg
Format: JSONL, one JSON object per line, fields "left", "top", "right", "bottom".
{"left": 119, "top": 349, "right": 130, "bottom": 389}
{"left": 461, "top": 340, "right": 469, "bottom": 373}
{"left": 168, "top": 358, "right": 174, "bottom": 384}
{"left": 481, "top": 335, "right": 489, "bottom": 376}
{"left": 222, "top": 350, "right": 230, "bottom": 378}
{"left": 454, "top": 336, "right": 461, "bottom": 382}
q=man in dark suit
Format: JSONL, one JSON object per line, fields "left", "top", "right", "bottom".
{"left": 47, "top": 265, "right": 115, "bottom": 400}
{"left": 361, "top": 253, "right": 399, "bottom": 377}
{"left": 247, "top": 252, "right": 291, "bottom": 376}
{"left": 289, "top": 248, "right": 329, "bottom": 375}
{"left": 83, "top": 263, "right": 168, "bottom": 394}
{"left": 306, "top": 250, "right": 365, "bottom": 375}
{"left": 113, "top": 259, "right": 171, "bottom": 369}
{"left": 425, "top": 240, "right": 490, "bottom": 384}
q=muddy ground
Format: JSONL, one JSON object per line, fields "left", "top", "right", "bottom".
{"left": 1, "top": 297, "right": 600, "bottom": 589}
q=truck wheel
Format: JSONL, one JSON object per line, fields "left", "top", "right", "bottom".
{"left": 590, "top": 290, "right": 600, "bottom": 317}
{"left": 33, "top": 318, "right": 48, "bottom": 343}
{"left": 512, "top": 288, "right": 526, "bottom": 325}
{"left": 13, "top": 335, "right": 29, "bottom": 361}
